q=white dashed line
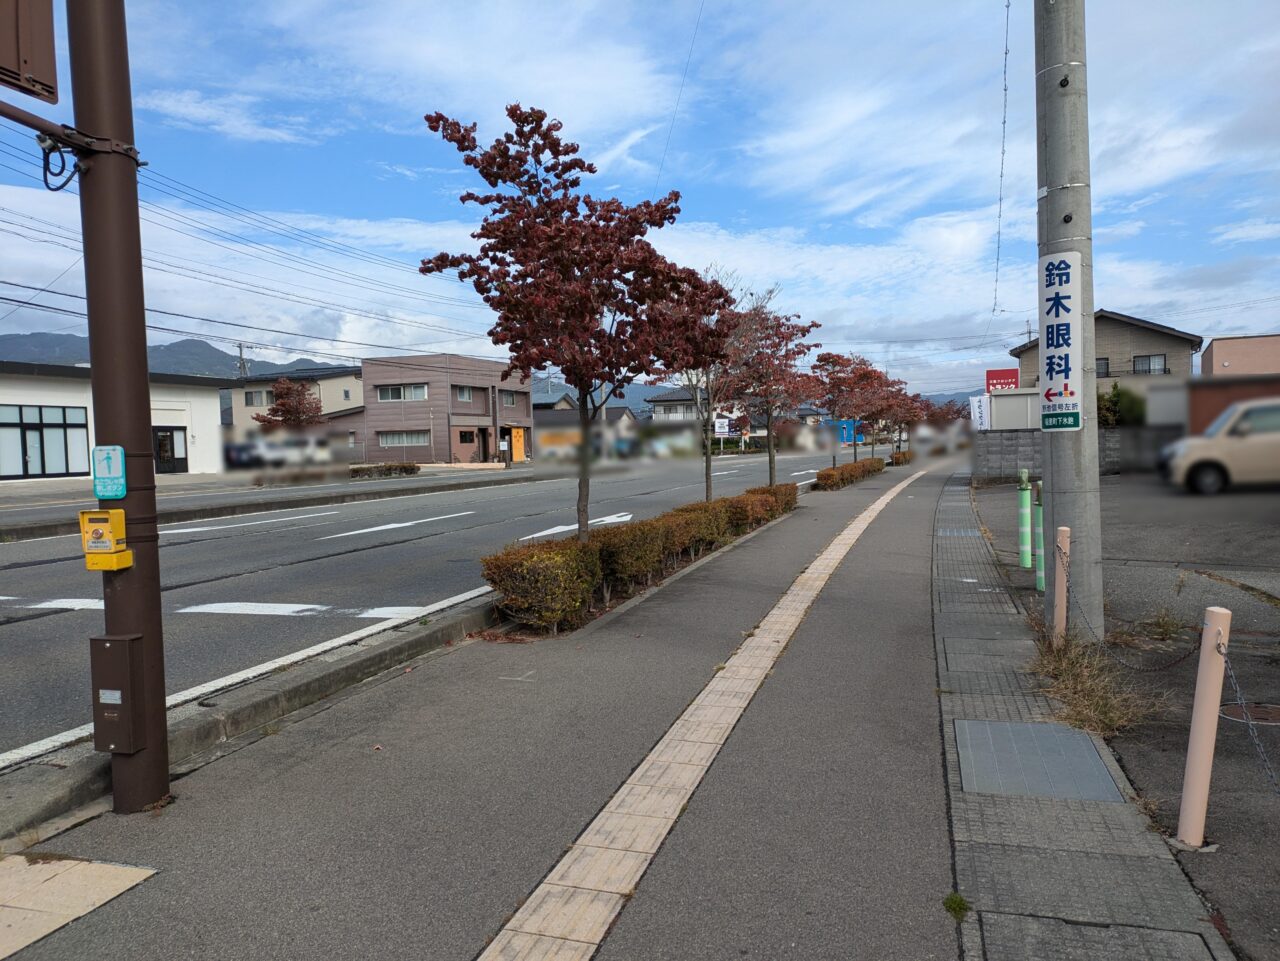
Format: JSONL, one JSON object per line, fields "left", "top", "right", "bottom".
{"left": 162, "top": 511, "right": 340, "bottom": 534}
{"left": 317, "top": 511, "right": 475, "bottom": 540}
{"left": 23, "top": 598, "right": 103, "bottom": 611}
{"left": 176, "top": 602, "right": 330, "bottom": 616}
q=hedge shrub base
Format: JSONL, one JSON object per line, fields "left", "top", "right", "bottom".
{"left": 813, "top": 458, "right": 885, "bottom": 491}
{"left": 351, "top": 462, "right": 420, "bottom": 479}
{"left": 890, "top": 450, "right": 915, "bottom": 467}
{"left": 482, "top": 483, "right": 801, "bottom": 631}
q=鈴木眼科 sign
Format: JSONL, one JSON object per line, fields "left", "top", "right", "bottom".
{"left": 1038, "top": 251, "right": 1084, "bottom": 431}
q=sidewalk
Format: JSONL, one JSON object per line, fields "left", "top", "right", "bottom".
{"left": 8, "top": 465, "right": 946, "bottom": 959}
{"left": 937, "top": 475, "right": 1233, "bottom": 960}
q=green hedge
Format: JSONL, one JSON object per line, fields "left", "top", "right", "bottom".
{"left": 482, "top": 486, "right": 800, "bottom": 631}
{"left": 351, "top": 462, "right": 420, "bottom": 478}
{"left": 813, "top": 457, "right": 885, "bottom": 491}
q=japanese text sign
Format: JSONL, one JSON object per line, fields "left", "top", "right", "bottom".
{"left": 1038, "top": 251, "right": 1083, "bottom": 431}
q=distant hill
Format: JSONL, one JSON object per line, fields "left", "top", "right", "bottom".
{"left": 0, "top": 332, "right": 339, "bottom": 378}
{"left": 923, "top": 389, "right": 981, "bottom": 406}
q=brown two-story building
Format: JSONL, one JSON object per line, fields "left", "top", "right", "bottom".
{"left": 338, "top": 354, "right": 533, "bottom": 465}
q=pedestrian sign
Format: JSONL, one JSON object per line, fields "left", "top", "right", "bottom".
{"left": 92, "top": 445, "right": 127, "bottom": 500}
{"left": 1038, "top": 251, "right": 1084, "bottom": 432}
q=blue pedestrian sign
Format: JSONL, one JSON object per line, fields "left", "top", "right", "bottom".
{"left": 92, "top": 445, "right": 127, "bottom": 500}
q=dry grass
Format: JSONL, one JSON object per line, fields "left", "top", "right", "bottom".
{"left": 1143, "top": 608, "right": 1190, "bottom": 642}
{"left": 1032, "top": 641, "right": 1160, "bottom": 737}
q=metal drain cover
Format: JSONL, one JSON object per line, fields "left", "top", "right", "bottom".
{"left": 1220, "top": 703, "right": 1280, "bottom": 725}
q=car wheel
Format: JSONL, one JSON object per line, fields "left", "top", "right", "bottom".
{"left": 1188, "top": 463, "right": 1227, "bottom": 495}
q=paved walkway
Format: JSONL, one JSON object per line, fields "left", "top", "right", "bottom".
{"left": 933, "top": 475, "right": 1234, "bottom": 960}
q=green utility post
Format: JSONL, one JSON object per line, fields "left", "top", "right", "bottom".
{"left": 1034, "top": 481, "right": 1046, "bottom": 591}
{"left": 1018, "top": 469, "right": 1033, "bottom": 569}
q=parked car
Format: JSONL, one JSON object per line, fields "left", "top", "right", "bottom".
{"left": 1160, "top": 397, "right": 1280, "bottom": 494}
{"left": 223, "top": 442, "right": 263, "bottom": 470}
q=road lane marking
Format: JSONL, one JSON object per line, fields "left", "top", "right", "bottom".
{"left": 23, "top": 598, "right": 103, "bottom": 611}
{"left": 797, "top": 479, "right": 817, "bottom": 486}
{"left": 317, "top": 511, "right": 476, "bottom": 540}
{"left": 353, "top": 606, "right": 433, "bottom": 619}
{"left": 710, "top": 470, "right": 739, "bottom": 476}
{"left": 0, "top": 585, "right": 494, "bottom": 773}
{"left": 162, "top": 511, "right": 340, "bottom": 534}
{"left": 790, "top": 469, "right": 819, "bottom": 476}
{"left": 519, "top": 512, "right": 634, "bottom": 541}
{"left": 477, "top": 470, "right": 929, "bottom": 960}
{"left": 176, "top": 602, "right": 330, "bottom": 616}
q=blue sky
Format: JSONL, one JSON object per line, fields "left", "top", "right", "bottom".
{"left": 2, "top": 0, "right": 1279, "bottom": 394}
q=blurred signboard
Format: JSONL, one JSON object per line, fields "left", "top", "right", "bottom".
{"left": 985, "top": 367, "right": 1019, "bottom": 392}
{"left": 713, "top": 417, "right": 730, "bottom": 437}
{"left": 0, "top": 0, "right": 58, "bottom": 103}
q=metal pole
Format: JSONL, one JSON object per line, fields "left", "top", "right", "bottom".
{"left": 1034, "top": 0, "right": 1104, "bottom": 634}
{"left": 1052, "top": 526, "right": 1069, "bottom": 650}
{"left": 1034, "top": 482, "right": 1045, "bottom": 592}
{"left": 69, "top": 0, "right": 170, "bottom": 812}
{"left": 1176, "top": 606, "right": 1232, "bottom": 848}
{"left": 1018, "top": 468, "right": 1032, "bottom": 568}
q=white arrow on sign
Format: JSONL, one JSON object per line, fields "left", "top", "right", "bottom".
{"left": 519, "top": 512, "right": 634, "bottom": 541}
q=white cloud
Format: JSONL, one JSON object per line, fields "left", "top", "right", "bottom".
{"left": 135, "top": 90, "right": 318, "bottom": 143}
{"left": 1212, "top": 220, "right": 1280, "bottom": 245}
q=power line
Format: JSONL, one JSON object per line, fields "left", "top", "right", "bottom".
{"left": 0, "top": 255, "right": 81, "bottom": 323}
{"left": 980, "top": 0, "right": 1014, "bottom": 350}
{"left": 651, "top": 0, "right": 705, "bottom": 199}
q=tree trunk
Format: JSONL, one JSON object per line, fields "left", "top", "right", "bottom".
{"left": 704, "top": 418, "right": 713, "bottom": 502}
{"left": 576, "top": 386, "right": 591, "bottom": 541}
{"left": 766, "top": 408, "right": 776, "bottom": 486}
{"left": 870, "top": 428, "right": 876, "bottom": 460}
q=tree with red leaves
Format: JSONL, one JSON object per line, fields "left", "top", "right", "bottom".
{"left": 721, "top": 292, "right": 820, "bottom": 486}
{"left": 251, "top": 377, "right": 324, "bottom": 433}
{"left": 811, "top": 352, "right": 878, "bottom": 468}
{"left": 420, "top": 104, "right": 714, "bottom": 538}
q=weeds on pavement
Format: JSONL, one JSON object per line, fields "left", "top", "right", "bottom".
{"left": 943, "top": 892, "right": 971, "bottom": 923}
{"left": 1032, "top": 641, "right": 1159, "bottom": 737}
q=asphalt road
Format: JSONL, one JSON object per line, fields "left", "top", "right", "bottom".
{"left": 0, "top": 449, "right": 886, "bottom": 756}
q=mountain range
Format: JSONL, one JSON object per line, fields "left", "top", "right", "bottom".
{"left": 0, "top": 332, "right": 340, "bottom": 378}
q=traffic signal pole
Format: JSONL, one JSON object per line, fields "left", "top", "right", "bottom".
{"left": 1034, "top": 0, "right": 1104, "bottom": 637}
{"left": 69, "top": 0, "right": 170, "bottom": 811}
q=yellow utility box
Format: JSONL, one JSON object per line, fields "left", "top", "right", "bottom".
{"left": 78, "top": 509, "right": 134, "bottom": 571}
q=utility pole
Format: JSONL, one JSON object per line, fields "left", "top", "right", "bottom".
{"left": 70, "top": 0, "right": 170, "bottom": 811}
{"left": 236, "top": 342, "right": 249, "bottom": 377}
{"left": 1034, "top": 0, "right": 1104, "bottom": 636}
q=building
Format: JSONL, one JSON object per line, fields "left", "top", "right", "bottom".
{"left": 649, "top": 386, "right": 702, "bottom": 422}
{"left": 230, "top": 365, "right": 361, "bottom": 441}
{"left": 0, "top": 360, "right": 231, "bottom": 480}
{"left": 1201, "top": 333, "right": 1280, "bottom": 377}
{"left": 533, "top": 406, "right": 637, "bottom": 460}
{"left": 533, "top": 391, "right": 578, "bottom": 412}
{"left": 352, "top": 354, "right": 533, "bottom": 464}
{"left": 1010, "top": 309, "right": 1202, "bottom": 395}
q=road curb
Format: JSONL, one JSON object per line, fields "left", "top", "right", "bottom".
{"left": 0, "top": 595, "right": 498, "bottom": 845}
{"left": 0, "top": 471, "right": 548, "bottom": 542}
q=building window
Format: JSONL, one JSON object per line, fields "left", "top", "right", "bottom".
{"left": 683, "top": 404, "right": 695, "bottom": 417}
{"left": 244, "top": 389, "right": 274, "bottom": 407}
{"left": 343, "top": 388, "right": 351, "bottom": 401}
{"left": 0, "top": 405, "right": 90, "bottom": 479}
{"left": 1133, "top": 354, "right": 1166, "bottom": 375}
{"left": 500, "top": 389, "right": 516, "bottom": 407}
{"left": 378, "top": 430, "right": 429, "bottom": 447}
{"left": 459, "top": 430, "right": 476, "bottom": 444}
{"left": 1096, "top": 357, "right": 1110, "bottom": 377}
{"left": 347, "top": 431, "right": 357, "bottom": 448}
{"left": 456, "top": 386, "right": 473, "bottom": 403}
{"left": 377, "top": 384, "right": 427, "bottom": 402}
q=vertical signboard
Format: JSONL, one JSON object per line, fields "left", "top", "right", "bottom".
{"left": 1038, "top": 251, "right": 1083, "bottom": 431}
{"left": 969, "top": 394, "right": 991, "bottom": 432}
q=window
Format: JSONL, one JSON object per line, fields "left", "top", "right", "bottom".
{"left": 1133, "top": 354, "right": 1166, "bottom": 375}
{"left": 0, "top": 405, "right": 90, "bottom": 479}
{"left": 343, "top": 388, "right": 351, "bottom": 401}
{"left": 459, "top": 430, "right": 476, "bottom": 444}
{"left": 500, "top": 389, "right": 516, "bottom": 407}
{"left": 348, "top": 431, "right": 357, "bottom": 448}
{"left": 683, "top": 404, "right": 695, "bottom": 417}
{"left": 1095, "top": 357, "right": 1110, "bottom": 377}
{"left": 1236, "top": 404, "right": 1280, "bottom": 435}
{"left": 456, "top": 385, "right": 473, "bottom": 403}
{"left": 243, "top": 390, "right": 274, "bottom": 407}
{"left": 378, "top": 430, "right": 429, "bottom": 447}
{"left": 377, "top": 384, "right": 427, "bottom": 402}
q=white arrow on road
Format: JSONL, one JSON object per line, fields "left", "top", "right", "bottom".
{"left": 519, "top": 512, "right": 633, "bottom": 541}
{"left": 790, "top": 469, "right": 820, "bottom": 476}
{"left": 318, "top": 511, "right": 475, "bottom": 540}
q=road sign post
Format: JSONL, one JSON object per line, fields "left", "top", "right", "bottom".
{"left": 1034, "top": 0, "right": 1104, "bottom": 637}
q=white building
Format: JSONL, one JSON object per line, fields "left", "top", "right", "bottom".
{"left": 0, "top": 361, "right": 231, "bottom": 480}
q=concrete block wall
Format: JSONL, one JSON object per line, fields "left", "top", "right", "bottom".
{"left": 971, "top": 426, "right": 1174, "bottom": 481}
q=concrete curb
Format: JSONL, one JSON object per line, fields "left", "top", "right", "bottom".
{"left": 0, "top": 595, "right": 498, "bottom": 844}
{"left": 0, "top": 471, "right": 548, "bottom": 542}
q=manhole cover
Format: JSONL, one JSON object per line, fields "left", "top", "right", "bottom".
{"left": 1220, "top": 703, "right": 1280, "bottom": 725}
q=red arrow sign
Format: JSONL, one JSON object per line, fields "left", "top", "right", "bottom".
{"left": 1044, "top": 386, "right": 1055, "bottom": 402}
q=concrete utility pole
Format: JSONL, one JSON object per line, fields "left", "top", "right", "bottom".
{"left": 1034, "top": 0, "right": 1104, "bottom": 636}
{"left": 70, "top": 0, "right": 170, "bottom": 811}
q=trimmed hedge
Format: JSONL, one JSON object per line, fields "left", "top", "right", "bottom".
{"left": 352, "top": 462, "right": 420, "bottom": 479}
{"left": 890, "top": 450, "right": 915, "bottom": 466}
{"left": 813, "top": 457, "right": 885, "bottom": 491}
{"left": 480, "top": 539, "right": 601, "bottom": 633}
{"left": 482, "top": 485, "right": 801, "bottom": 631}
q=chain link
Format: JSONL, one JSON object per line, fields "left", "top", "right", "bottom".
{"left": 1053, "top": 543, "right": 1279, "bottom": 796}
{"left": 1054, "top": 543, "right": 1198, "bottom": 672}
{"left": 1221, "top": 650, "right": 1280, "bottom": 797}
